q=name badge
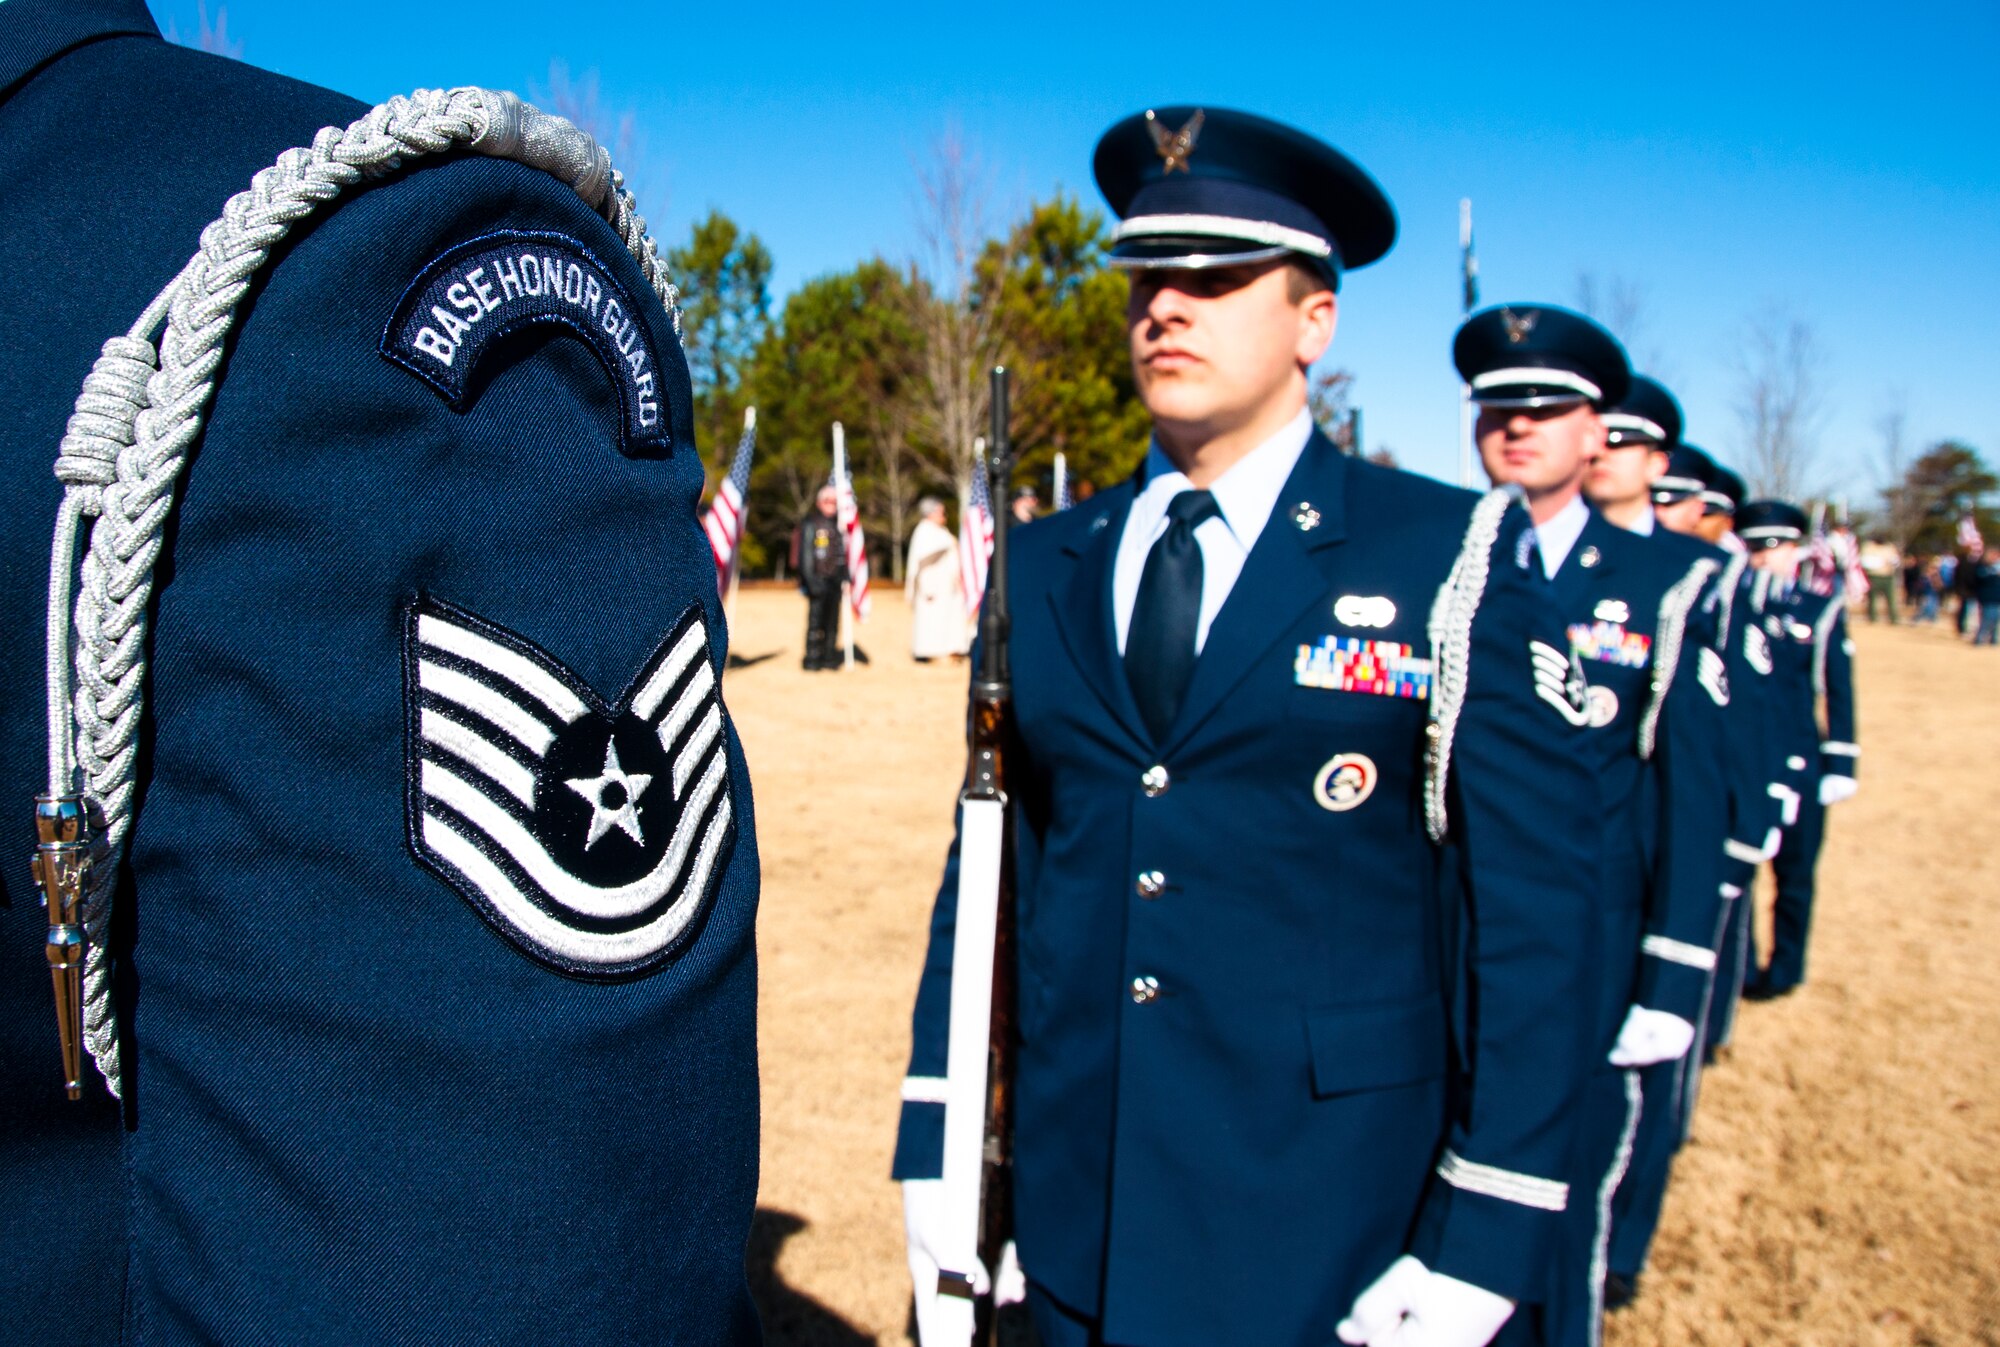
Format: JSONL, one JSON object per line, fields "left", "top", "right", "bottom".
{"left": 1295, "top": 636, "right": 1433, "bottom": 699}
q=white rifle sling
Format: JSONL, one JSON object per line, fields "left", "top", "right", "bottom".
{"left": 42, "top": 88, "right": 676, "bottom": 1096}
{"left": 929, "top": 795, "right": 1004, "bottom": 1345}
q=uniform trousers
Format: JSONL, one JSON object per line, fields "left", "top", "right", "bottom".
{"left": 1493, "top": 1067, "right": 1641, "bottom": 1347}
{"left": 1761, "top": 780, "right": 1826, "bottom": 990}
{"left": 1705, "top": 858, "right": 1760, "bottom": 1053}
{"left": 1606, "top": 1055, "right": 1692, "bottom": 1283}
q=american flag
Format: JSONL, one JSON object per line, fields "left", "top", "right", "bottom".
{"left": 831, "top": 422, "right": 870, "bottom": 619}
{"left": 701, "top": 407, "right": 756, "bottom": 600}
{"left": 1959, "top": 512, "right": 1984, "bottom": 556}
{"left": 1053, "top": 451, "right": 1074, "bottom": 512}
{"left": 958, "top": 439, "right": 995, "bottom": 620}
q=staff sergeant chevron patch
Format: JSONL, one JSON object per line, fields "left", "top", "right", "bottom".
{"left": 403, "top": 595, "right": 735, "bottom": 978}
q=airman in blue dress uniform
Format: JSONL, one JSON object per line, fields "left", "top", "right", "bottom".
{"left": 896, "top": 108, "right": 1601, "bottom": 1347}
{"left": 1455, "top": 312, "right": 1729, "bottom": 1346}
{"left": 1736, "top": 502, "right": 1859, "bottom": 1001}
{"left": 1581, "top": 410, "right": 1754, "bottom": 1308}
{"left": 3, "top": 3, "right": 762, "bottom": 1341}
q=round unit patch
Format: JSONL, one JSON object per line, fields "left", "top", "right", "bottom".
{"left": 1587, "top": 685, "right": 1620, "bottom": 729}
{"left": 1313, "top": 753, "right": 1378, "bottom": 812}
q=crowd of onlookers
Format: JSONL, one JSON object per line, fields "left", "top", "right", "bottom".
{"left": 1856, "top": 538, "right": 2000, "bottom": 644}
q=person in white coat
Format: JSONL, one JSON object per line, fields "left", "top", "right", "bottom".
{"left": 905, "top": 497, "right": 966, "bottom": 661}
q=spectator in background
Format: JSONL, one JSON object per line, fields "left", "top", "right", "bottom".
{"left": 1975, "top": 548, "right": 2000, "bottom": 646}
{"left": 1010, "top": 485, "right": 1040, "bottom": 524}
{"left": 1955, "top": 548, "right": 1982, "bottom": 637}
{"left": 903, "top": 497, "right": 966, "bottom": 663}
{"left": 1916, "top": 558, "right": 1943, "bottom": 623}
{"left": 792, "top": 484, "right": 848, "bottom": 670}
{"left": 1859, "top": 535, "right": 1902, "bottom": 623}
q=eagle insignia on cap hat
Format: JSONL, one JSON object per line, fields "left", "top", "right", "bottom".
{"left": 1502, "top": 308, "right": 1538, "bottom": 344}
{"left": 1145, "top": 108, "right": 1205, "bottom": 173}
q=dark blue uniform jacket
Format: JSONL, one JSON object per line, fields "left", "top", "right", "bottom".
{"left": 1542, "top": 515, "right": 1729, "bottom": 1036}
{"left": 1752, "top": 573, "right": 1858, "bottom": 784}
{"left": 897, "top": 437, "right": 1600, "bottom": 1346}
{"left": 2, "top": 4, "right": 761, "bottom": 1341}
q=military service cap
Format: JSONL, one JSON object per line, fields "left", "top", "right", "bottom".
{"left": 1093, "top": 105, "right": 1396, "bottom": 289}
{"left": 1701, "top": 459, "right": 1748, "bottom": 516}
{"left": 1453, "top": 304, "right": 1631, "bottom": 410}
{"left": 1737, "top": 500, "right": 1809, "bottom": 548}
{"left": 1652, "top": 443, "right": 1713, "bottom": 505}
{"left": 1603, "top": 374, "right": 1683, "bottom": 447}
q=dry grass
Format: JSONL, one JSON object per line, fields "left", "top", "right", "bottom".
{"left": 722, "top": 587, "right": 2000, "bottom": 1346}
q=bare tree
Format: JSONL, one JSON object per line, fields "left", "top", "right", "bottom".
{"left": 536, "top": 62, "right": 654, "bottom": 215}
{"left": 907, "top": 133, "right": 1012, "bottom": 516}
{"left": 165, "top": 2, "right": 244, "bottom": 56}
{"left": 1733, "top": 304, "right": 1828, "bottom": 500}
{"left": 1874, "top": 393, "right": 1922, "bottom": 549}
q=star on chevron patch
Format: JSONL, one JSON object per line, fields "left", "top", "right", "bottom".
{"left": 404, "top": 595, "right": 736, "bottom": 979}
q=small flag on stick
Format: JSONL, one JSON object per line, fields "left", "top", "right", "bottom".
{"left": 701, "top": 407, "right": 756, "bottom": 601}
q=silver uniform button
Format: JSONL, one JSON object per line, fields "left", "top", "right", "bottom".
{"left": 1141, "top": 764, "right": 1170, "bottom": 796}
{"left": 1131, "top": 975, "right": 1160, "bottom": 1004}
{"left": 1136, "top": 870, "right": 1167, "bottom": 899}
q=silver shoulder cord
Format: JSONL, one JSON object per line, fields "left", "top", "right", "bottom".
{"left": 35, "top": 88, "right": 677, "bottom": 1100}
{"left": 1423, "top": 486, "right": 1516, "bottom": 843}
{"left": 1636, "top": 557, "right": 1722, "bottom": 761}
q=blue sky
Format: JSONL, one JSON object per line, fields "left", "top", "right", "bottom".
{"left": 154, "top": 1, "right": 1999, "bottom": 495}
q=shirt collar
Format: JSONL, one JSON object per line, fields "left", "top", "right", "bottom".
{"left": 1629, "top": 505, "right": 1656, "bottom": 536}
{"left": 1534, "top": 494, "right": 1591, "bottom": 579}
{"left": 1137, "top": 406, "right": 1314, "bottom": 549}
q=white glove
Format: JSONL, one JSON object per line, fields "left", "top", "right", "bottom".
{"left": 1607, "top": 1005, "right": 1696, "bottom": 1067}
{"left": 1337, "top": 1255, "right": 1515, "bottom": 1347}
{"left": 1820, "top": 774, "right": 1858, "bottom": 806}
{"left": 902, "top": 1180, "right": 1024, "bottom": 1346}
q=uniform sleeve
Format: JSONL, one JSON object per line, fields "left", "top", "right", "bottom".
{"left": 1723, "top": 600, "right": 1784, "bottom": 870}
{"left": 1818, "top": 604, "right": 1858, "bottom": 779}
{"left": 1415, "top": 512, "right": 1600, "bottom": 1302}
{"left": 890, "top": 810, "right": 962, "bottom": 1181}
{"left": 1634, "top": 598, "right": 1730, "bottom": 1021}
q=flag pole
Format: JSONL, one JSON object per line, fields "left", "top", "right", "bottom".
{"left": 835, "top": 421, "right": 854, "bottom": 671}
{"left": 1459, "top": 198, "right": 1477, "bottom": 488}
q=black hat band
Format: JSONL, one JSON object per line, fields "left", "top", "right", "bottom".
{"left": 1740, "top": 524, "right": 1803, "bottom": 546}
{"left": 1469, "top": 367, "right": 1602, "bottom": 406}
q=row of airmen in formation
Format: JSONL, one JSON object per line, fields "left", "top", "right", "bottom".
{"left": 1, "top": 5, "right": 1854, "bottom": 1344}
{"left": 893, "top": 109, "right": 1857, "bottom": 1347}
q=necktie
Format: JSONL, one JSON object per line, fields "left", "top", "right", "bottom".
{"left": 1126, "top": 489, "right": 1221, "bottom": 742}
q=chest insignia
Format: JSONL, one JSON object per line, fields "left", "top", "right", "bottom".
{"left": 1593, "top": 598, "right": 1630, "bottom": 623}
{"left": 1295, "top": 636, "right": 1433, "bottom": 699}
{"left": 1567, "top": 620, "right": 1652, "bottom": 668}
{"left": 1587, "top": 685, "right": 1620, "bottom": 728}
{"left": 1578, "top": 545, "right": 1602, "bottom": 569}
{"left": 1334, "top": 594, "right": 1397, "bottom": 628}
{"left": 1312, "top": 753, "right": 1378, "bottom": 812}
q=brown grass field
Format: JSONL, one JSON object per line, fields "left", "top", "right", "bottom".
{"left": 722, "top": 584, "right": 1999, "bottom": 1347}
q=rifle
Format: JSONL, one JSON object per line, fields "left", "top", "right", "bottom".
{"left": 932, "top": 366, "right": 1019, "bottom": 1345}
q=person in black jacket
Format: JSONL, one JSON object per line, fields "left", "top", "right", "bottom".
{"left": 2, "top": 5, "right": 762, "bottom": 1342}
{"left": 793, "top": 483, "right": 849, "bottom": 668}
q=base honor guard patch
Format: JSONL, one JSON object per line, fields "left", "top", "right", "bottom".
{"left": 404, "top": 595, "right": 734, "bottom": 978}
{"left": 1567, "top": 620, "right": 1652, "bottom": 668}
{"left": 1295, "top": 636, "right": 1433, "bottom": 699}
{"left": 383, "top": 230, "right": 669, "bottom": 454}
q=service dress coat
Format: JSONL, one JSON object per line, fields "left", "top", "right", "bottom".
{"left": 897, "top": 433, "right": 1602, "bottom": 1347}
